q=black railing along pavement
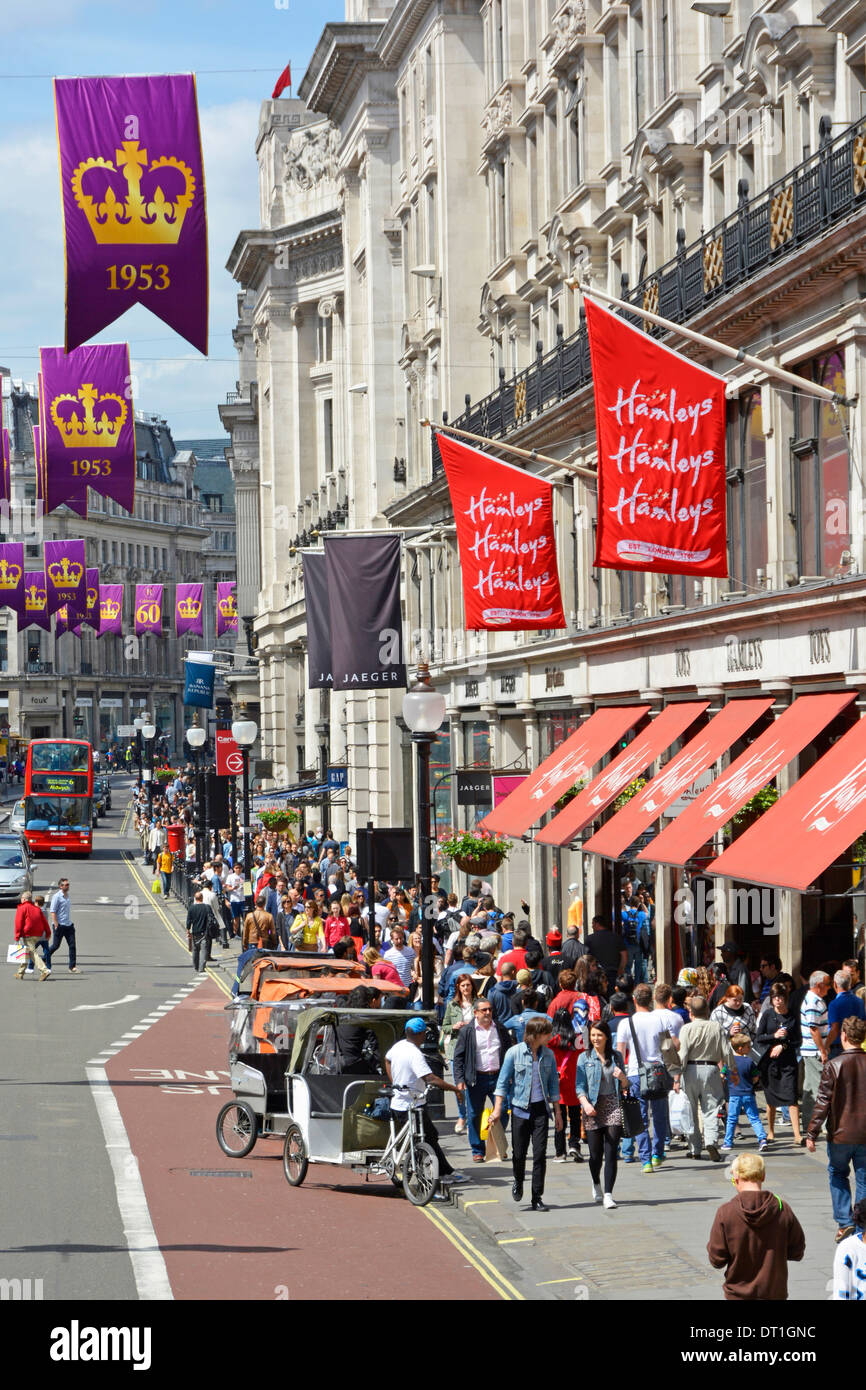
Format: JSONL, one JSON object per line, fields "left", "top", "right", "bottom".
{"left": 432, "top": 114, "right": 866, "bottom": 471}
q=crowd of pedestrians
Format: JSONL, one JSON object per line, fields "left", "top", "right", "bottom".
{"left": 127, "top": 779, "right": 866, "bottom": 1294}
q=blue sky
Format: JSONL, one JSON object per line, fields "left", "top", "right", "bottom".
{"left": 0, "top": 0, "right": 337, "bottom": 438}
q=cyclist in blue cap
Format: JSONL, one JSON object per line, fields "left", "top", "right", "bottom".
{"left": 385, "top": 1018, "right": 466, "bottom": 1197}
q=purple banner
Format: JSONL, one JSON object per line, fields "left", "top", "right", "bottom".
{"left": 0, "top": 392, "right": 9, "bottom": 506}
{"left": 56, "top": 604, "right": 82, "bottom": 638}
{"left": 98, "top": 583, "right": 123, "bottom": 637}
{"left": 55, "top": 75, "right": 208, "bottom": 356}
{"left": 175, "top": 582, "right": 203, "bottom": 637}
{"left": 134, "top": 582, "right": 163, "bottom": 636}
{"left": 44, "top": 539, "right": 86, "bottom": 616}
{"left": 0, "top": 543, "right": 23, "bottom": 618}
{"left": 37, "top": 370, "right": 87, "bottom": 518}
{"left": 41, "top": 344, "right": 135, "bottom": 514}
{"left": 216, "top": 581, "right": 238, "bottom": 637}
{"left": 82, "top": 567, "right": 100, "bottom": 629}
{"left": 23, "top": 572, "right": 50, "bottom": 631}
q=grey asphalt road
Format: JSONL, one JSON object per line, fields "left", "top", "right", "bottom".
{"left": 0, "top": 777, "right": 198, "bottom": 1300}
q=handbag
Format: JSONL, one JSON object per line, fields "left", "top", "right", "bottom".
{"left": 620, "top": 1092, "right": 646, "bottom": 1139}
{"left": 629, "top": 1016, "right": 672, "bottom": 1100}
{"left": 151, "top": 879, "right": 162, "bottom": 895}
{"left": 7, "top": 942, "right": 28, "bottom": 964}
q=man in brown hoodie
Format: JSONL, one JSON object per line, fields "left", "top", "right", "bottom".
{"left": 707, "top": 1152, "right": 805, "bottom": 1299}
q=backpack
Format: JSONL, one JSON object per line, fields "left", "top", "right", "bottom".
{"left": 550, "top": 1007, "right": 575, "bottom": 1050}
{"left": 572, "top": 992, "right": 602, "bottom": 1050}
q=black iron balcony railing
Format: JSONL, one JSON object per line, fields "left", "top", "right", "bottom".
{"left": 433, "top": 114, "right": 866, "bottom": 473}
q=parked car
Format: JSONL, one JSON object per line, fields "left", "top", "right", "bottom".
{"left": 9, "top": 800, "right": 25, "bottom": 834}
{"left": 0, "top": 834, "right": 33, "bottom": 904}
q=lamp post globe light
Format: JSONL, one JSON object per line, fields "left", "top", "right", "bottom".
{"left": 187, "top": 723, "right": 207, "bottom": 867}
{"left": 142, "top": 722, "right": 157, "bottom": 821}
{"left": 402, "top": 662, "right": 446, "bottom": 1010}
{"left": 231, "top": 711, "right": 258, "bottom": 908}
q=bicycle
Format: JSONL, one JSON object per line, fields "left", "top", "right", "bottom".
{"left": 368, "top": 1085, "right": 440, "bottom": 1206}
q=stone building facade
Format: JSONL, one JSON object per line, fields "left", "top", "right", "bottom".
{"left": 226, "top": 0, "right": 866, "bottom": 979}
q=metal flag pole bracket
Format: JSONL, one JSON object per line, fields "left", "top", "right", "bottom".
{"left": 566, "top": 280, "right": 856, "bottom": 408}
{"left": 420, "top": 417, "right": 597, "bottom": 484}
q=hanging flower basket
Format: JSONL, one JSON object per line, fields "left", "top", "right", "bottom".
{"left": 453, "top": 850, "right": 506, "bottom": 876}
{"left": 439, "top": 829, "right": 512, "bottom": 877}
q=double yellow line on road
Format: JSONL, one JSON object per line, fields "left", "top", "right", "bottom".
{"left": 420, "top": 1204, "right": 525, "bottom": 1300}
{"left": 123, "top": 851, "right": 233, "bottom": 1000}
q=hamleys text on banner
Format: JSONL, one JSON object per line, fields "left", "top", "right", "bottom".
{"left": 585, "top": 296, "right": 728, "bottom": 578}
{"left": 54, "top": 75, "right": 208, "bottom": 356}
{"left": 436, "top": 431, "right": 565, "bottom": 630}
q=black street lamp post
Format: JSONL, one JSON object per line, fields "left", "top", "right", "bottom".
{"left": 401, "top": 663, "right": 446, "bottom": 1011}
{"left": 134, "top": 716, "right": 144, "bottom": 789}
{"left": 187, "top": 720, "right": 207, "bottom": 866}
{"left": 143, "top": 721, "right": 156, "bottom": 821}
{"left": 231, "top": 709, "right": 258, "bottom": 909}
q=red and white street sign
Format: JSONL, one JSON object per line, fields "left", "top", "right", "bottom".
{"left": 215, "top": 731, "right": 244, "bottom": 777}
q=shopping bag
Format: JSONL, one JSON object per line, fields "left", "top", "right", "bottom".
{"left": 485, "top": 1116, "right": 508, "bottom": 1161}
{"left": 151, "top": 879, "right": 162, "bottom": 895}
{"left": 668, "top": 1088, "right": 693, "bottom": 1136}
{"left": 479, "top": 1104, "right": 492, "bottom": 1141}
{"left": 7, "top": 942, "right": 27, "bottom": 965}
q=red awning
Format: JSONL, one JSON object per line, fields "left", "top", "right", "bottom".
{"left": 535, "top": 701, "right": 708, "bottom": 848}
{"left": 636, "top": 691, "right": 855, "bottom": 867}
{"left": 708, "top": 714, "right": 866, "bottom": 891}
{"left": 582, "top": 698, "right": 773, "bottom": 860}
{"left": 479, "top": 705, "right": 649, "bottom": 838}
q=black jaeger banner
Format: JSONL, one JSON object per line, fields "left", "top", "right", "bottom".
{"left": 302, "top": 552, "right": 333, "bottom": 689}
{"left": 324, "top": 534, "right": 407, "bottom": 690}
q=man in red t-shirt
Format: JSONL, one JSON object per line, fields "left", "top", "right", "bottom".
{"left": 14, "top": 892, "right": 51, "bottom": 981}
{"left": 495, "top": 925, "right": 530, "bottom": 977}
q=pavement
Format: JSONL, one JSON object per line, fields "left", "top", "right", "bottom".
{"left": 433, "top": 1089, "right": 839, "bottom": 1301}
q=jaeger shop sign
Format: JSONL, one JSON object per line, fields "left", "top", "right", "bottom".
{"left": 457, "top": 771, "right": 493, "bottom": 807}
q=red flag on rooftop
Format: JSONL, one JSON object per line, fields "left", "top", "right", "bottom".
{"left": 272, "top": 63, "right": 292, "bottom": 99}
{"left": 586, "top": 296, "right": 728, "bottom": 578}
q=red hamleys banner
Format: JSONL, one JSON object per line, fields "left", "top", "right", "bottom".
{"left": 586, "top": 297, "right": 727, "bottom": 578}
{"left": 436, "top": 431, "right": 565, "bottom": 630}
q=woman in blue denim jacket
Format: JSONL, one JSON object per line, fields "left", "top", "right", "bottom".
{"left": 491, "top": 1015, "right": 562, "bottom": 1212}
{"left": 576, "top": 1020, "right": 628, "bottom": 1210}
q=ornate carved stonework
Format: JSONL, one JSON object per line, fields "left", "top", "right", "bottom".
{"left": 290, "top": 305, "right": 304, "bottom": 327}
{"left": 550, "top": 1, "right": 587, "bottom": 59}
{"left": 317, "top": 294, "right": 343, "bottom": 318}
{"left": 289, "top": 247, "right": 343, "bottom": 284}
{"left": 483, "top": 89, "right": 513, "bottom": 141}
{"left": 283, "top": 124, "right": 339, "bottom": 190}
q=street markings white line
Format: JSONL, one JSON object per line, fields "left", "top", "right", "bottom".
{"left": 86, "top": 1063, "right": 173, "bottom": 1301}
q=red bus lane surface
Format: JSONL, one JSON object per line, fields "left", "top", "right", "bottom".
{"left": 104, "top": 979, "right": 497, "bottom": 1300}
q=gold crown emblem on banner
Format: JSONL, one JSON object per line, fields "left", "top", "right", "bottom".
{"left": 218, "top": 593, "right": 237, "bottom": 619}
{"left": 47, "top": 557, "right": 84, "bottom": 589}
{"left": 71, "top": 139, "right": 196, "bottom": 246}
{"left": 177, "top": 596, "right": 201, "bottom": 619}
{"left": 87, "top": 586, "right": 98, "bottom": 610}
{"left": 50, "top": 384, "right": 127, "bottom": 448}
{"left": 0, "top": 558, "right": 22, "bottom": 589}
{"left": 25, "top": 585, "right": 47, "bottom": 610}
{"left": 100, "top": 598, "right": 121, "bottom": 621}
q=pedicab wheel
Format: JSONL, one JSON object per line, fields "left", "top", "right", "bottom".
{"left": 402, "top": 1141, "right": 439, "bottom": 1206}
{"left": 282, "top": 1123, "right": 308, "bottom": 1187}
{"left": 216, "top": 1101, "right": 257, "bottom": 1158}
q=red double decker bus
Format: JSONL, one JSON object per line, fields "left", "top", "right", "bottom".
{"left": 23, "top": 739, "right": 94, "bottom": 856}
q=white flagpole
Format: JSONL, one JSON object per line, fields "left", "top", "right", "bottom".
{"left": 420, "top": 418, "right": 596, "bottom": 483}
{"left": 567, "top": 281, "right": 852, "bottom": 407}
